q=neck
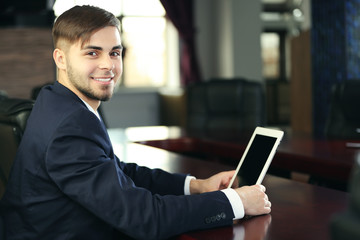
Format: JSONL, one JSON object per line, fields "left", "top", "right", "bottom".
{"left": 79, "top": 95, "right": 101, "bottom": 112}
{"left": 57, "top": 75, "right": 101, "bottom": 111}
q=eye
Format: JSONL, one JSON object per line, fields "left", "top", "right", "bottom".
{"left": 110, "top": 51, "right": 121, "bottom": 57}
{"left": 87, "top": 51, "right": 97, "bottom": 56}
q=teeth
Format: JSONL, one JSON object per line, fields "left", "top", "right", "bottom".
{"left": 94, "top": 78, "right": 112, "bottom": 82}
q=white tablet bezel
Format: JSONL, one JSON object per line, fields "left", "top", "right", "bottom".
{"left": 227, "top": 126, "right": 284, "bottom": 188}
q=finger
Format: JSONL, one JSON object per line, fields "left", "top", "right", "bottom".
{"left": 257, "top": 184, "right": 266, "bottom": 192}
{"left": 264, "top": 194, "right": 269, "bottom": 201}
{"left": 264, "top": 206, "right": 272, "bottom": 214}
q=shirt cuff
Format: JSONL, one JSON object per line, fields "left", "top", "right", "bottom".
{"left": 221, "top": 188, "right": 245, "bottom": 219}
{"left": 184, "top": 175, "right": 196, "bottom": 195}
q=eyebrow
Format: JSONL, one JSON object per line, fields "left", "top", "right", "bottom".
{"left": 82, "top": 45, "right": 123, "bottom": 51}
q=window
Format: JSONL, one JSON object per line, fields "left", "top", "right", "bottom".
{"left": 53, "top": 0, "right": 179, "bottom": 88}
{"left": 261, "top": 32, "right": 280, "bottom": 79}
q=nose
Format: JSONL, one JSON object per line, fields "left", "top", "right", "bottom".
{"left": 99, "top": 55, "right": 114, "bottom": 70}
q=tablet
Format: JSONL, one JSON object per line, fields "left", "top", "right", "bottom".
{"left": 227, "top": 127, "right": 284, "bottom": 188}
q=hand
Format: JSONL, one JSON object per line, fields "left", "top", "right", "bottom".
{"left": 190, "top": 170, "right": 236, "bottom": 194}
{"left": 235, "top": 184, "right": 271, "bottom": 216}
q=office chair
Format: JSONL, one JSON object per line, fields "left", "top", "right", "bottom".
{"left": 0, "top": 97, "right": 34, "bottom": 199}
{"left": 186, "top": 78, "right": 266, "bottom": 133}
{"left": 331, "top": 158, "right": 360, "bottom": 240}
{"left": 325, "top": 80, "right": 360, "bottom": 139}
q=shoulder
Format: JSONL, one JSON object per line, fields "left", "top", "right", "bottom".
{"left": 24, "top": 82, "right": 104, "bottom": 142}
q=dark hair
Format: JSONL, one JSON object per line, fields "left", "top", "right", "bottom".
{"left": 52, "top": 5, "right": 120, "bottom": 48}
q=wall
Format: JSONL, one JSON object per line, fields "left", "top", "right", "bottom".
{"left": 0, "top": 28, "right": 55, "bottom": 99}
{"left": 101, "top": 89, "right": 161, "bottom": 128}
{"left": 194, "top": 0, "right": 263, "bottom": 82}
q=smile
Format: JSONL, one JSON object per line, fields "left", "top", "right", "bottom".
{"left": 92, "top": 77, "right": 113, "bottom": 82}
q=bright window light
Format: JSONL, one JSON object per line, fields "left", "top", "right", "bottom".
{"left": 53, "top": 0, "right": 122, "bottom": 17}
{"left": 122, "top": 0, "right": 165, "bottom": 16}
{"left": 122, "top": 17, "right": 167, "bottom": 87}
{"left": 261, "top": 33, "right": 280, "bottom": 79}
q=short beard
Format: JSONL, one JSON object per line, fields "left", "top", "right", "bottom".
{"left": 78, "top": 85, "right": 111, "bottom": 102}
{"left": 67, "top": 64, "right": 113, "bottom": 102}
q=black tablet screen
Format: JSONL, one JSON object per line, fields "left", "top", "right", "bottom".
{"left": 237, "top": 134, "right": 277, "bottom": 186}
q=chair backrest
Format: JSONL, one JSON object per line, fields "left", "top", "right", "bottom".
{"left": 0, "top": 214, "right": 4, "bottom": 240}
{"left": 0, "top": 97, "right": 34, "bottom": 198}
{"left": 331, "top": 158, "right": 360, "bottom": 239}
{"left": 325, "top": 80, "right": 360, "bottom": 139}
{"left": 186, "top": 78, "right": 266, "bottom": 133}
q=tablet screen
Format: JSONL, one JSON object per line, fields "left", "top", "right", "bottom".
{"left": 236, "top": 134, "right": 277, "bottom": 186}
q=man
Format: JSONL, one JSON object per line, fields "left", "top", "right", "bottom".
{"left": 0, "top": 5, "right": 271, "bottom": 239}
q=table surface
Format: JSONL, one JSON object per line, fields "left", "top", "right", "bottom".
{"left": 113, "top": 126, "right": 360, "bottom": 185}
{"left": 107, "top": 127, "right": 350, "bottom": 240}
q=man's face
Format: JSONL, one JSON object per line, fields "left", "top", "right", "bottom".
{"left": 62, "top": 26, "right": 123, "bottom": 104}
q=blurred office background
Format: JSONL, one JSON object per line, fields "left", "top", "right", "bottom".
{"left": 0, "top": 0, "right": 358, "bottom": 138}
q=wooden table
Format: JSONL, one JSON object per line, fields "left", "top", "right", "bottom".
{"left": 184, "top": 176, "right": 347, "bottom": 240}
{"left": 108, "top": 128, "right": 349, "bottom": 240}
{"left": 116, "top": 126, "right": 360, "bottom": 190}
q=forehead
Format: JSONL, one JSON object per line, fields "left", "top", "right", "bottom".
{"left": 76, "top": 26, "right": 122, "bottom": 50}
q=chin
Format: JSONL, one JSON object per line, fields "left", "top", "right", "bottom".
{"left": 100, "top": 96, "right": 111, "bottom": 102}
{"left": 97, "top": 87, "right": 114, "bottom": 101}
{"left": 99, "top": 92, "right": 113, "bottom": 101}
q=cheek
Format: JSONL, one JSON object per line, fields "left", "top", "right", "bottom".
{"left": 82, "top": 62, "right": 98, "bottom": 76}
{"left": 68, "top": 58, "right": 91, "bottom": 76}
{"left": 115, "top": 60, "right": 123, "bottom": 74}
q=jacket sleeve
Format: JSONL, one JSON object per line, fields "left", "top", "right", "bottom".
{"left": 45, "top": 109, "right": 235, "bottom": 239}
{"left": 118, "top": 161, "right": 187, "bottom": 196}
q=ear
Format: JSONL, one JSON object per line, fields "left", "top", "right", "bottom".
{"left": 53, "top": 48, "right": 67, "bottom": 70}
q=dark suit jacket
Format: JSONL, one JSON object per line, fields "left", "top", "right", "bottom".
{"left": 0, "top": 82, "right": 234, "bottom": 240}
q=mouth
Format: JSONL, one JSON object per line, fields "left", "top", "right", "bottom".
{"left": 91, "top": 76, "right": 114, "bottom": 83}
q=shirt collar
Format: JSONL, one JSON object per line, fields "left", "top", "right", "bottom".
{"left": 79, "top": 98, "right": 101, "bottom": 120}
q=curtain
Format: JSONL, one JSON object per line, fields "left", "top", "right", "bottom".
{"left": 160, "top": 0, "right": 202, "bottom": 86}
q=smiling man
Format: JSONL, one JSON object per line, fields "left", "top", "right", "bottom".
{"left": 52, "top": 8, "right": 123, "bottom": 109}
{"left": 0, "top": 5, "right": 271, "bottom": 240}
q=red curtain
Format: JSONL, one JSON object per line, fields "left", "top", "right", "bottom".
{"left": 160, "top": 0, "right": 202, "bottom": 86}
